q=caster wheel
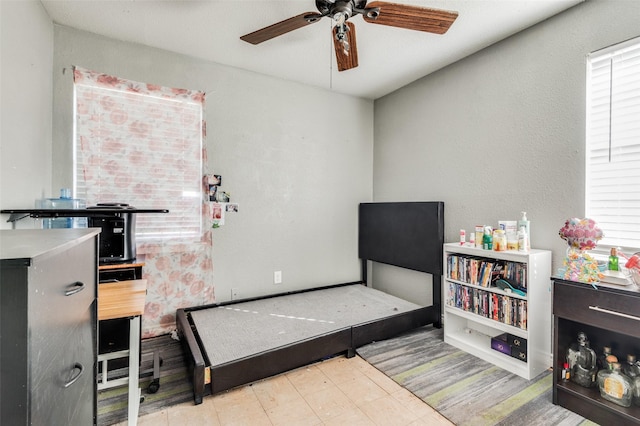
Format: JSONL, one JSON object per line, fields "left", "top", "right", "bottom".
{"left": 148, "top": 380, "right": 160, "bottom": 394}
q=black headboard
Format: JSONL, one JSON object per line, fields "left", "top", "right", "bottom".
{"left": 358, "top": 202, "right": 444, "bottom": 275}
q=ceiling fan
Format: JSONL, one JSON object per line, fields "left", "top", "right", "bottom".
{"left": 240, "top": 1, "right": 458, "bottom": 72}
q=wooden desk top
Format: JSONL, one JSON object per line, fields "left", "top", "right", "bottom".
{"left": 98, "top": 279, "right": 147, "bottom": 321}
{"left": 99, "top": 262, "right": 145, "bottom": 271}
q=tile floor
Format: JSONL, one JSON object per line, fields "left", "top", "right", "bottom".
{"left": 116, "top": 355, "right": 453, "bottom": 426}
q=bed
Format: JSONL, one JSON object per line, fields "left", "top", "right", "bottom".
{"left": 176, "top": 201, "right": 444, "bottom": 404}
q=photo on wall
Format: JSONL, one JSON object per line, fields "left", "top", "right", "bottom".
{"left": 208, "top": 174, "right": 222, "bottom": 186}
{"left": 212, "top": 202, "right": 225, "bottom": 227}
{"left": 208, "top": 185, "right": 218, "bottom": 202}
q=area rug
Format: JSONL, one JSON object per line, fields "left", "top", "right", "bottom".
{"left": 356, "top": 326, "right": 598, "bottom": 426}
{"left": 97, "top": 334, "right": 192, "bottom": 426}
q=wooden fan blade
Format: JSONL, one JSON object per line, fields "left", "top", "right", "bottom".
{"left": 240, "top": 12, "right": 323, "bottom": 44}
{"left": 363, "top": 1, "right": 458, "bottom": 34}
{"left": 333, "top": 22, "right": 359, "bottom": 72}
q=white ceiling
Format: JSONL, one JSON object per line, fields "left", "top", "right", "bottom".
{"left": 41, "top": 0, "right": 583, "bottom": 100}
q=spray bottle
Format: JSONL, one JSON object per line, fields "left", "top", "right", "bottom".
{"left": 483, "top": 226, "right": 493, "bottom": 250}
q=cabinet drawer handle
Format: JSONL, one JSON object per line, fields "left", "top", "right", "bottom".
{"left": 64, "top": 281, "right": 85, "bottom": 296}
{"left": 63, "top": 362, "right": 84, "bottom": 388}
{"left": 588, "top": 305, "right": 640, "bottom": 322}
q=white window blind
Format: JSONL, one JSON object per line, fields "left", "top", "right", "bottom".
{"left": 73, "top": 67, "right": 204, "bottom": 241}
{"left": 586, "top": 36, "right": 640, "bottom": 250}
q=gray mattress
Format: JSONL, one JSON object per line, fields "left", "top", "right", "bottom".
{"left": 190, "top": 284, "right": 421, "bottom": 367}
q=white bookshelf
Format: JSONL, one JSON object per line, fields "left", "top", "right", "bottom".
{"left": 442, "top": 243, "right": 552, "bottom": 380}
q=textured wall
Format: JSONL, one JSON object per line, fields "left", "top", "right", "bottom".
{"left": 371, "top": 0, "right": 640, "bottom": 304}
{"left": 0, "top": 1, "right": 53, "bottom": 227}
{"left": 51, "top": 25, "right": 373, "bottom": 334}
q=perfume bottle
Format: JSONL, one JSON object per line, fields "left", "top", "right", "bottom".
{"left": 597, "top": 362, "right": 634, "bottom": 407}
{"left": 567, "top": 332, "right": 597, "bottom": 387}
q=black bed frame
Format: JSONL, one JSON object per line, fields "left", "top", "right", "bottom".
{"left": 176, "top": 202, "right": 444, "bottom": 404}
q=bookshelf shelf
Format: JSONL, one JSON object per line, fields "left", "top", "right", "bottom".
{"left": 443, "top": 243, "right": 552, "bottom": 380}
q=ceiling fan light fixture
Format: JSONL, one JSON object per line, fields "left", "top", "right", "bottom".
{"left": 334, "top": 23, "right": 350, "bottom": 55}
{"left": 332, "top": 8, "right": 351, "bottom": 24}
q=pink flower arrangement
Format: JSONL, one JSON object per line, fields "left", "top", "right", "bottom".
{"left": 559, "top": 218, "right": 603, "bottom": 251}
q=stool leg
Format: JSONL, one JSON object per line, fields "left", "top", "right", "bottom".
{"left": 128, "top": 316, "right": 141, "bottom": 426}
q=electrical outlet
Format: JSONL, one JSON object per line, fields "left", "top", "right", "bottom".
{"left": 274, "top": 270, "right": 282, "bottom": 284}
{"left": 231, "top": 288, "right": 239, "bottom": 300}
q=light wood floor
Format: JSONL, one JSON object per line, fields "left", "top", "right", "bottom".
{"left": 116, "top": 355, "right": 453, "bottom": 426}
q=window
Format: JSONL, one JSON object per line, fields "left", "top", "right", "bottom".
{"left": 585, "top": 36, "right": 640, "bottom": 250}
{"left": 73, "top": 67, "right": 205, "bottom": 241}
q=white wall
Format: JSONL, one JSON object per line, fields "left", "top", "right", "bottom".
{"left": 0, "top": 1, "right": 53, "bottom": 228}
{"left": 371, "top": 0, "right": 640, "bottom": 304}
{"left": 51, "top": 25, "right": 373, "bottom": 303}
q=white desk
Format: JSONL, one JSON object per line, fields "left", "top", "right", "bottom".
{"left": 97, "top": 279, "right": 147, "bottom": 426}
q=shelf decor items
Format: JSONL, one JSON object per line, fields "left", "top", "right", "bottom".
{"left": 558, "top": 218, "right": 603, "bottom": 283}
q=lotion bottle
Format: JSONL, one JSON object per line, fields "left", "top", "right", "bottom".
{"left": 518, "top": 227, "right": 528, "bottom": 252}
{"left": 518, "top": 211, "right": 530, "bottom": 249}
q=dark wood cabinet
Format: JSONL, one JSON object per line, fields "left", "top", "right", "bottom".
{"left": 0, "top": 229, "right": 100, "bottom": 425}
{"left": 553, "top": 278, "right": 640, "bottom": 425}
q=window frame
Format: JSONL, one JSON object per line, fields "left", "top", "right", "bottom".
{"left": 585, "top": 36, "right": 640, "bottom": 254}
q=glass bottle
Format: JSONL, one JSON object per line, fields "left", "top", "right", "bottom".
{"left": 493, "top": 229, "right": 507, "bottom": 251}
{"left": 561, "top": 362, "right": 570, "bottom": 382}
{"left": 608, "top": 247, "right": 619, "bottom": 271}
{"left": 597, "top": 346, "right": 613, "bottom": 370}
{"left": 621, "top": 355, "right": 640, "bottom": 407}
{"left": 634, "top": 360, "right": 640, "bottom": 407}
{"left": 623, "top": 354, "right": 640, "bottom": 378}
{"left": 568, "top": 332, "right": 597, "bottom": 387}
{"left": 597, "top": 362, "right": 633, "bottom": 407}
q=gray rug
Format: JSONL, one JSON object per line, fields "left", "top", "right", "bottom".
{"left": 97, "top": 335, "right": 192, "bottom": 426}
{"left": 357, "top": 326, "right": 599, "bottom": 426}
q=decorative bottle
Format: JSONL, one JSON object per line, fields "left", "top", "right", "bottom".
{"left": 567, "top": 332, "right": 597, "bottom": 387}
{"left": 634, "top": 360, "right": 640, "bottom": 407}
{"left": 623, "top": 354, "right": 640, "bottom": 378}
{"left": 608, "top": 247, "right": 619, "bottom": 271}
{"left": 597, "top": 346, "right": 613, "bottom": 370}
{"left": 621, "top": 355, "right": 640, "bottom": 407}
{"left": 597, "top": 362, "right": 634, "bottom": 407}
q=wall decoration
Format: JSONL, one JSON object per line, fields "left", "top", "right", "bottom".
{"left": 226, "top": 203, "right": 239, "bottom": 213}
{"left": 212, "top": 202, "right": 225, "bottom": 228}
{"left": 217, "top": 191, "right": 230, "bottom": 203}
{"left": 209, "top": 174, "right": 222, "bottom": 186}
{"left": 208, "top": 185, "right": 218, "bottom": 202}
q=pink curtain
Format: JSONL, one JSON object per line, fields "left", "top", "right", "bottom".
{"left": 74, "top": 67, "right": 214, "bottom": 337}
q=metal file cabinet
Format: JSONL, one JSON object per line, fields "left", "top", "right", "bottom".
{"left": 0, "top": 228, "right": 100, "bottom": 425}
